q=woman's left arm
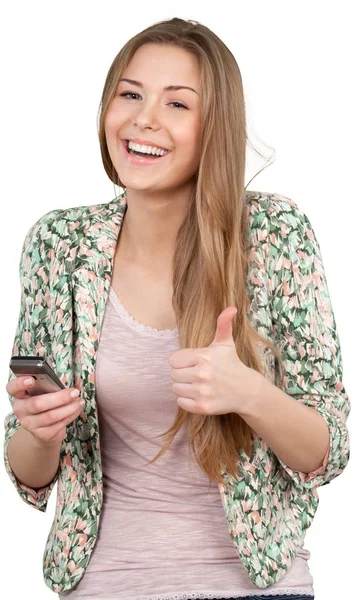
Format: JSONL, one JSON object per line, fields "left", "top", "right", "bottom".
{"left": 238, "top": 368, "right": 332, "bottom": 477}
{"left": 240, "top": 197, "right": 350, "bottom": 489}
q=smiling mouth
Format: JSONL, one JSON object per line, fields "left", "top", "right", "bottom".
{"left": 124, "top": 140, "right": 171, "bottom": 158}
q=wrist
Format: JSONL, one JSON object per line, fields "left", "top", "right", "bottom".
{"left": 23, "top": 427, "right": 62, "bottom": 451}
{"left": 237, "top": 368, "right": 270, "bottom": 419}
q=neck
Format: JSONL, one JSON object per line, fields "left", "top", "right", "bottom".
{"left": 118, "top": 185, "right": 194, "bottom": 269}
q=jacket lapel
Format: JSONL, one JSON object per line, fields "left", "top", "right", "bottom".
{"left": 71, "top": 193, "right": 127, "bottom": 447}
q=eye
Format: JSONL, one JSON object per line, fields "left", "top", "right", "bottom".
{"left": 119, "top": 92, "right": 140, "bottom": 100}
{"left": 170, "top": 101, "right": 188, "bottom": 110}
{"left": 119, "top": 92, "right": 188, "bottom": 110}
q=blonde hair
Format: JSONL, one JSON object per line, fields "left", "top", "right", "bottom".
{"left": 98, "top": 17, "right": 285, "bottom": 487}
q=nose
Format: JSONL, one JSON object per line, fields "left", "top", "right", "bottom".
{"left": 132, "top": 100, "right": 160, "bottom": 131}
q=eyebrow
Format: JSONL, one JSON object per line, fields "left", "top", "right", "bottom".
{"left": 118, "top": 78, "right": 199, "bottom": 96}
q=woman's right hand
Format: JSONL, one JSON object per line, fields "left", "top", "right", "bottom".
{"left": 6, "top": 376, "right": 84, "bottom": 447}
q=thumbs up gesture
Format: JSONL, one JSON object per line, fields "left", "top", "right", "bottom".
{"left": 169, "top": 307, "right": 263, "bottom": 416}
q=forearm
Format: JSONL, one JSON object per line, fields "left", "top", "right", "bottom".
{"left": 7, "top": 426, "right": 61, "bottom": 489}
{"left": 239, "top": 372, "right": 330, "bottom": 474}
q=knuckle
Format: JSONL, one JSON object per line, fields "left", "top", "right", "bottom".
{"left": 200, "top": 352, "right": 211, "bottom": 364}
{"left": 21, "top": 416, "right": 30, "bottom": 429}
{"left": 7, "top": 383, "right": 18, "bottom": 396}
{"left": 197, "top": 384, "right": 211, "bottom": 398}
{"left": 13, "top": 408, "right": 21, "bottom": 420}
{"left": 201, "top": 401, "right": 212, "bottom": 415}
{"left": 43, "top": 410, "right": 56, "bottom": 426}
{"left": 12, "top": 400, "right": 20, "bottom": 414}
{"left": 30, "top": 397, "right": 41, "bottom": 413}
{"left": 195, "top": 371, "right": 204, "bottom": 383}
{"left": 196, "top": 368, "right": 211, "bottom": 383}
{"left": 203, "top": 369, "right": 212, "bottom": 382}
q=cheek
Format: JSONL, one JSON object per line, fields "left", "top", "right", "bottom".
{"left": 104, "top": 113, "right": 116, "bottom": 138}
{"left": 104, "top": 107, "right": 124, "bottom": 138}
{"left": 176, "top": 132, "right": 199, "bottom": 161}
{"left": 185, "top": 133, "right": 201, "bottom": 164}
{"left": 185, "top": 121, "right": 201, "bottom": 155}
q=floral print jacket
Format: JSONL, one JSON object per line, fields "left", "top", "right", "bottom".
{"left": 3, "top": 190, "right": 350, "bottom": 594}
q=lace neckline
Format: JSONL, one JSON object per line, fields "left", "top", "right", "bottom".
{"left": 109, "top": 287, "right": 179, "bottom": 339}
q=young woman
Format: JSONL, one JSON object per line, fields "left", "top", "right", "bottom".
{"left": 4, "top": 16, "right": 350, "bottom": 600}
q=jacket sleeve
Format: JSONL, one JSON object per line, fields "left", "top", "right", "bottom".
{"left": 3, "top": 210, "right": 63, "bottom": 512}
{"left": 266, "top": 195, "right": 350, "bottom": 490}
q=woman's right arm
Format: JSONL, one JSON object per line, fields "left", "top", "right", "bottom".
{"left": 6, "top": 375, "right": 82, "bottom": 490}
{"left": 7, "top": 427, "right": 62, "bottom": 490}
{"left": 3, "top": 209, "right": 78, "bottom": 511}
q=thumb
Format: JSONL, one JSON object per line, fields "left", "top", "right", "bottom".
{"left": 210, "top": 307, "right": 237, "bottom": 347}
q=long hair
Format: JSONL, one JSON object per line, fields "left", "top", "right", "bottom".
{"left": 97, "top": 17, "right": 285, "bottom": 488}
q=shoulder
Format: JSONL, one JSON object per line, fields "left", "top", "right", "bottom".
{"left": 27, "top": 198, "right": 114, "bottom": 232}
{"left": 23, "top": 197, "right": 122, "bottom": 246}
{"left": 245, "top": 189, "right": 307, "bottom": 222}
{"left": 20, "top": 198, "right": 123, "bottom": 273}
{"left": 244, "top": 190, "right": 317, "bottom": 249}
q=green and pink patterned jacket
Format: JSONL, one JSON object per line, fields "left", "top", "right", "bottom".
{"left": 3, "top": 190, "right": 350, "bottom": 593}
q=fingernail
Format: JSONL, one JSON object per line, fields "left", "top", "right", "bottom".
{"left": 71, "top": 389, "right": 80, "bottom": 398}
{"left": 79, "top": 400, "right": 85, "bottom": 407}
{"left": 24, "top": 378, "right": 34, "bottom": 385}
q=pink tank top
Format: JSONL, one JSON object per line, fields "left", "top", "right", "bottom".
{"left": 60, "top": 287, "right": 314, "bottom": 600}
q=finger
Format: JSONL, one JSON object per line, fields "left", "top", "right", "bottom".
{"left": 169, "top": 348, "right": 206, "bottom": 369}
{"left": 35, "top": 406, "right": 82, "bottom": 442}
{"left": 20, "top": 397, "right": 83, "bottom": 431}
{"left": 176, "top": 396, "right": 201, "bottom": 413}
{"left": 171, "top": 382, "right": 196, "bottom": 400}
{"left": 6, "top": 375, "right": 36, "bottom": 400}
{"left": 31, "top": 406, "right": 83, "bottom": 446}
{"left": 18, "top": 387, "right": 80, "bottom": 416}
{"left": 170, "top": 366, "right": 203, "bottom": 384}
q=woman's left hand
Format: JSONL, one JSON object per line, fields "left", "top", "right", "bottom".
{"left": 169, "top": 307, "right": 265, "bottom": 416}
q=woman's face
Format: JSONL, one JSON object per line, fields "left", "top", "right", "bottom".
{"left": 104, "top": 43, "right": 202, "bottom": 193}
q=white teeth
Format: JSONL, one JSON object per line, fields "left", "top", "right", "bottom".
{"left": 127, "top": 141, "right": 168, "bottom": 156}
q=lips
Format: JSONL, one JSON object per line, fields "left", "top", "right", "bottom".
{"left": 124, "top": 139, "right": 170, "bottom": 153}
{"left": 123, "top": 139, "right": 171, "bottom": 157}
{"left": 121, "top": 139, "right": 171, "bottom": 165}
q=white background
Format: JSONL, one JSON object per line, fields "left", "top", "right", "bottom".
{"left": 1, "top": 1, "right": 353, "bottom": 599}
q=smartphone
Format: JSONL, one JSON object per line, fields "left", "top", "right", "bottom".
{"left": 9, "top": 355, "right": 65, "bottom": 396}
